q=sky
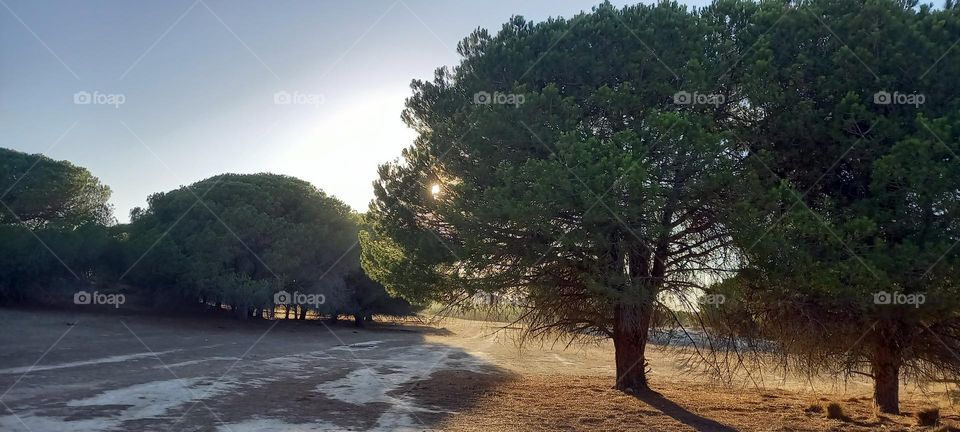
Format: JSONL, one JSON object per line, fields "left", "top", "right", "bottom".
{"left": 1, "top": 0, "right": 710, "bottom": 223}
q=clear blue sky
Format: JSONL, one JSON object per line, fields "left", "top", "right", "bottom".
{"left": 1, "top": 0, "right": 709, "bottom": 222}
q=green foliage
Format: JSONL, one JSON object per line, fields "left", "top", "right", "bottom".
{"left": 0, "top": 148, "right": 116, "bottom": 304}
{"left": 124, "top": 173, "right": 413, "bottom": 319}
{"left": 125, "top": 173, "right": 357, "bottom": 309}
{"left": 703, "top": 0, "right": 960, "bottom": 413}
{"left": 0, "top": 147, "right": 113, "bottom": 228}
{"left": 0, "top": 223, "right": 117, "bottom": 304}
{"left": 366, "top": 2, "right": 741, "bottom": 347}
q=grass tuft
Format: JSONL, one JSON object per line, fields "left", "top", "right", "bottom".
{"left": 916, "top": 407, "right": 940, "bottom": 427}
{"left": 825, "top": 402, "right": 847, "bottom": 421}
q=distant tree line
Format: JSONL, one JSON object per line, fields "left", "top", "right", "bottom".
{"left": 0, "top": 147, "right": 415, "bottom": 326}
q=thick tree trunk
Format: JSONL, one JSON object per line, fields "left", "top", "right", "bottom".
{"left": 613, "top": 302, "right": 653, "bottom": 393}
{"left": 298, "top": 306, "right": 307, "bottom": 320}
{"left": 872, "top": 342, "right": 901, "bottom": 414}
{"left": 284, "top": 305, "right": 290, "bottom": 320}
{"left": 353, "top": 313, "right": 365, "bottom": 327}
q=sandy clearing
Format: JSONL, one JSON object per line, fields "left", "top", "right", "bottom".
{"left": 3, "top": 309, "right": 959, "bottom": 431}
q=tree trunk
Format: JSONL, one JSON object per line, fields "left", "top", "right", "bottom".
{"left": 353, "top": 313, "right": 365, "bottom": 327}
{"left": 328, "top": 313, "right": 338, "bottom": 324}
{"left": 298, "top": 306, "right": 307, "bottom": 320}
{"left": 613, "top": 301, "right": 653, "bottom": 393}
{"left": 284, "top": 305, "right": 290, "bottom": 320}
{"left": 871, "top": 342, "right": 901, "bottom": 414}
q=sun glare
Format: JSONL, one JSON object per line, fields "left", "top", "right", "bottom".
{"left": 430, "top": 184, "right": 441, "bottom": 196}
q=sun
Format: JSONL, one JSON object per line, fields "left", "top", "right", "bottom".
{"left": 430, "top": 184, "right": 441, "bottom": 196}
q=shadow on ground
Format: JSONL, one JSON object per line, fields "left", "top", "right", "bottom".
{"left": 634, "top": 390, "right": 738, "bottom": 432}
{"left": 0, "top": 307, "right": 510, "bottom": 432}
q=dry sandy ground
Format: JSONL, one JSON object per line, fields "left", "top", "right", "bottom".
{"left": 1, "top": 308, "right": 958, "bottom": 431}
{"left": 415, "top": 318, "right": 960, "bottom": 431}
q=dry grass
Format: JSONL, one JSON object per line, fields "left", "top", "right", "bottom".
{"left": 402, "top": 373, "right": 960, "bottom": 431}
{"left": 415, "top": 318, "right": 960, "bottom": 431}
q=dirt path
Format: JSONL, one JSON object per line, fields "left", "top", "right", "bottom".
{"left": 1, "top": 309, "right": 957, "bottom": 431}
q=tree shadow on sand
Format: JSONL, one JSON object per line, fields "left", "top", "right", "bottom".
{"left": 633, "top": 390, "right": 739, "bottom": 432}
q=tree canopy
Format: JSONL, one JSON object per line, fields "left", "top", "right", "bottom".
{"left": 364, "top": 1, "right": 744, "bottom": 392}
{"left": 125, "top": 173, "right": 358, "bottom": 315}
{"left": 710, "top": 0, "right": 960, "bottom": 414}
{"left": 364, "top": 0, "right": 960, "bottom": 412}
{"left": 0, "top": 147, "right": 113, "bottom": 228}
